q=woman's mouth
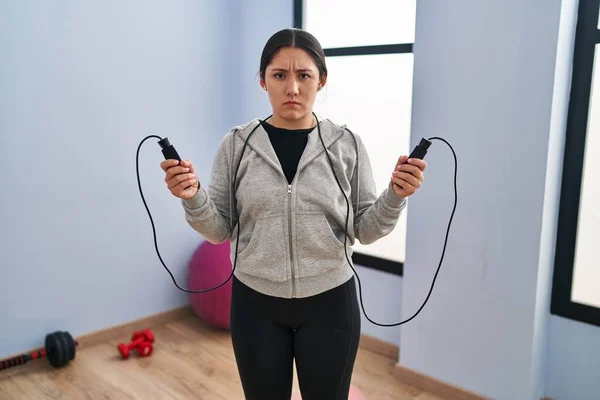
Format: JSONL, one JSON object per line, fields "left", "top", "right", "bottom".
{"left": 284, "top": 101, "right": 299, "bottom": 106}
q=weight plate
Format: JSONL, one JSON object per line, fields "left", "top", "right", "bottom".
{"left": 45, "top": 332, "right": 64, "bottom": 368}
{"left": 58, "top": 332, "right": 70, "bottom": 366}
{"left": 63, "top": 331, "right": 76, "bottom": 361}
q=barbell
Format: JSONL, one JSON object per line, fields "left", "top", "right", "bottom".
{"left": 0, "top": 331, "right": 77, "bottom": 372}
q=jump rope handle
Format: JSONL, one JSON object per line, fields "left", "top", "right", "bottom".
{"left": 158, "top": 137, "right": 181, "bottom": 162}
{"left": 407, "top": 138, "right": 432, "bottom": 161}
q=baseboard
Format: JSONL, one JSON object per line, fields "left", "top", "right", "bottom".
{"left": 357, "top": 335, "right": 489, "bottom": 399}
{"left": 1, "top": 305, "right": 195, "bottom": 362}
{"left": 394, "top": 364, "right": 490, "bottom": 400}
{"left": 7, "top": 308, "right": 396, "bottom": 362}
{"left": 360, "top": 335, "right": 489, "bottom": 399}
{"left": 75, "top": 305, "right": 194, "bottom": 350}
{"left": 358, "top": 334, "right": 399, "bottom": 360}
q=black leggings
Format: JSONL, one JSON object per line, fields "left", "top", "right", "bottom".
{"left": 230, "top": 275, "right": 361, "bottom": 400}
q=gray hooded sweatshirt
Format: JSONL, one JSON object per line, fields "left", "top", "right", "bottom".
{"left": 181, "top": 117, "right": 407, "bottom": 299}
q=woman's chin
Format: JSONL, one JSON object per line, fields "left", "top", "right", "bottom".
{"left": 278, "top": 108, "right": 306, "bottom": 120}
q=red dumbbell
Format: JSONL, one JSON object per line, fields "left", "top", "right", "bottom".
{"left": 117, "top": 329, "right": 155, "bottom": 359}
{"left": 136, "top": 341, "right": 153, "bottom": 357}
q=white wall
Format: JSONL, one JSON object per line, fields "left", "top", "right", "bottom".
{"left": 0, "top": 1, "right": 236, "bottom": 358}
{"left": 536, "top": 1, "right": 586, "bottom": 399}
{"left": 236, "top": 0, "right": 294, "bottom": 122}
{"left": 400, "top": 1, "right": 571, "bottom": 399}
{"left": 547, "top": 316, "right": 600, "bottom": 399}
{"left": 354, "top": 267, "right": 403, "bottom": 346}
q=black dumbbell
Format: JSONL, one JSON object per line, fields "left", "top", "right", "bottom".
{"left": 0, "top": 331, "right": 77, "bottom": 372}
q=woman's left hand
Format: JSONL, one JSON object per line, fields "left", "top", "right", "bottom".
{"left": 391, "top": 155, "right": 427, "bottom": 198}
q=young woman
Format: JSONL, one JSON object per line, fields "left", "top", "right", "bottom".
{"left": 161, "top": 28, "right": 426, "bottom": 400}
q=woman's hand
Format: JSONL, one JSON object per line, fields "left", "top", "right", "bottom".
{"left": 391, "top": 155, "right": 427, "bottom": 198}
{"left": 160, "top": 159, "right": 199, "bottom": 200}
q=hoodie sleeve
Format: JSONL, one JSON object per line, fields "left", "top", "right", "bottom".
{"left": 351, "top": 134, "right": 407, "bottom": 245}
{"left": 180, "top": 131, "right": 235, "bottom": 244}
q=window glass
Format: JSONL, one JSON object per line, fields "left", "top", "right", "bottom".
{"left": 571, "top": 45, "right": 600, "bottom": 308}
{"left": 305, "top": 0, "right": 416, "bottom": 48}
{"left": 313, "top": 53, "right": 414, "bottom": 262}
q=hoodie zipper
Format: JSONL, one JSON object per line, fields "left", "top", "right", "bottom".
{"left": 284, "top": 134, "right": 344, "bottom": 299}
{"left": 287, "top": 184, "right": 296, "bottom": 298}
{"left": 284, "top": 132, "right": 344, "bottom": 299}
{"left": 245, "top": 147, "right": 297, "bottom": 298}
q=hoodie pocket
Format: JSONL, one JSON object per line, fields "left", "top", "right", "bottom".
{"left": 236, "top": 215, "right": 288, "bottom": 282}
{"left": 295, "top": 213, "right": 346, "bottom": 279}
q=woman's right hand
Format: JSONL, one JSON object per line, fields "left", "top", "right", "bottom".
{"left": 160, "top": 159, "right": 199, "bottom": 200}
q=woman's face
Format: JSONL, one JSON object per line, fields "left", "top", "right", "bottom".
{"left": 261, "top": 47, "right": 326, "bottom": 125}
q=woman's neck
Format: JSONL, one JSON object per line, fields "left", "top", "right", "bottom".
{"left": 268, "top": 113, "right": 316, "bottom": 130}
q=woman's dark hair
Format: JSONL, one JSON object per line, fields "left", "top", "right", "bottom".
{"left": 259, "top": 28, "right": 327, "bottom": 81}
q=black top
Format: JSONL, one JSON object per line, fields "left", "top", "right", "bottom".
{"left": 261, "top": 120, "right": 313, "bottom": 184}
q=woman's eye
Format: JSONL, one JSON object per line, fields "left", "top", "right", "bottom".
{"left": 301, "top": 74, "right": 310, "bottom": 79}
{"left": 274, "top": 73, "right": 284, "bottom": 79}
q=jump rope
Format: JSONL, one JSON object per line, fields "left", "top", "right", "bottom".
{"left": 136, "top": 113, "right": 457, "bottom": 327}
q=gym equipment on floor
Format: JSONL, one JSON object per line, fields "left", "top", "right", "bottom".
{"left": 117, "top": 329, "right": 155, "bottom": 359}
{"left": 0, "top": 331, "right": 77, "bottom": 371}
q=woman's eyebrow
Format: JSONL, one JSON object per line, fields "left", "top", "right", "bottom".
{"left": 270, "top": 67, "right": 313, "bottom": 72}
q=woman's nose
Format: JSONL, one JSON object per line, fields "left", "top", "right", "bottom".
{"left": 286, "top": 79, "right": 299, "bottom": 96}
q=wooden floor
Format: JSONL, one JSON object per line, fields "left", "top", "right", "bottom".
{"left": 0, "top": 315, "right": 444, "bottom": 399}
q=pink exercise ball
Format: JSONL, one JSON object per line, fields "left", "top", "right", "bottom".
{"left": 187, "top": 240, "right": 233, "bottom": 330}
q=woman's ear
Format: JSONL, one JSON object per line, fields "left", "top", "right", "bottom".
{"left": 260, "top": 77, "right": 267, "bottom": 91}
{"left": 318, "top": 76, "right": 327, "bottom": 90}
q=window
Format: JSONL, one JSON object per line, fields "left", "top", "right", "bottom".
{"left": 551, "top": 0, "right": 600, "bottom": 327}
{"left": 295, "top": 0, "right": 416, "bottom": 276}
